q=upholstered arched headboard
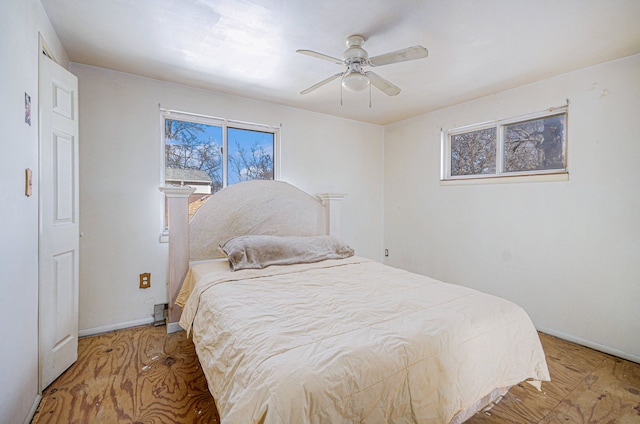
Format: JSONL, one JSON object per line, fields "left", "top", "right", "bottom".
{"left": 189, "top": 180, "right": 328, "bottom": 261}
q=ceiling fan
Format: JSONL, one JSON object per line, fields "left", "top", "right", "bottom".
{"left": 297, "top": 35, "right": 428, "bottom": 97}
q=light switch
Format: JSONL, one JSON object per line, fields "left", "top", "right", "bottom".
{"left": 25, "top": 168, "right": 32, "bottom": 197}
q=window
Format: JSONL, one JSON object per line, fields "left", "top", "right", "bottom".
{"left": 442, "top": 106, "right": 567, "bottom": 181}
{"left": 162, "top": 110, "right": 277, "bottom": 219}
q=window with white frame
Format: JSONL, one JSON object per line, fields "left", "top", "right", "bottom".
{"left": 162, "top": 109, "right": 278, "bottom": 220}
{"left": 442, "top": 106, "right": 568, "bottom": 181}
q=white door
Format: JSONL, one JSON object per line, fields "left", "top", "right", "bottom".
{"left": 38, "top": 52, "right": 79, "bottom": 390}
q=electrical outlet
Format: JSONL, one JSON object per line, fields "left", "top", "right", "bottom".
{"left": 139, "top": 273, "right": 151, "bottom": 289}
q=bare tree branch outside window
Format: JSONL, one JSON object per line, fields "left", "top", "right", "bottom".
{"left": 451, "top": 128, "right": 496, "bottom": 176}
{"left": 504, "top": 114, "right": 565, "bottom": 172}
{"left": 165, "top": 119, "right": 223, "bottom": 192}
{"left": 227, "top": 127, "right": 274, "bottom": 185}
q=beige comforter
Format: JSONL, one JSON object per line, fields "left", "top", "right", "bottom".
{"left": 179, "top": 257, "right": 549, "bottom": 423}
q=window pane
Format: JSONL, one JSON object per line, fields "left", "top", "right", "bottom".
{"left": 503, "top": 114, "right": 566, "bottom": 172}
{"left": 165, "top": 118, "right": 223, "bottom": 220}
{"left": 227, "top": 127, "right": 275, "bottom": 185}
{"left": 450, "top": 128, "right": 497, "bottom": 176}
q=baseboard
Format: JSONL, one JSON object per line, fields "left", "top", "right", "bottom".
{"left": 79, "top": 317, "right": 154, "bottom": 337}
{"left": 23, "top": 394, "right": 41, "bottom": 424}
{"left": 537, "top": 326, "right": 640, "bottom": 364}
{"left": 166, "top": 321, "right": 184, "bottom": 334}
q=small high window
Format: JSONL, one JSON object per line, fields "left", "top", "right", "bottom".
{"left": 442, "top": 106, "right": 567, "bottom": 181}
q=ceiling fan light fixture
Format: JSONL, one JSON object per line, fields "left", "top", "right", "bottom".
{"left": 342, "top": 71, "right": 369, "bottom": 92}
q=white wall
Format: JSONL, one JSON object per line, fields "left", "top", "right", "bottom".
{"left": 383, "top": 54, "right": 640, "bottom": 362}
{"left": 0, "top": 0, "right": 69, "bottom": 422}
{"left": 71, "top": 64, "right": 384, "bottom": 334}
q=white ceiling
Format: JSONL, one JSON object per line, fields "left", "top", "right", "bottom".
{"left": 41, "top": 0, "right": 640, "bottom": 125}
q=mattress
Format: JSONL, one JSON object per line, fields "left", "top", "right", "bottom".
{"left": 179, "top": 256, "right": 550, "bottom": 423}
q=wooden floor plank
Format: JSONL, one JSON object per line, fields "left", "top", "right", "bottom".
{"left": 468, "top": 334, "right": 640, "bottom": 424}
{"left": 31, "top": 325, "right": 219, "bottom": 424}
{"left": 537, "top": 333, "right": 612, "bottom": 402}
{"left": 466, "top": 381, "right": 558, "bottom": 424}
{"left": 31, "top": 326, "right": 640, "bottom": 423}
{"left": 539, "top": 357, "right": 640, "bottom": 423}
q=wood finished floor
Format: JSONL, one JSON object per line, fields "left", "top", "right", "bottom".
{"left": 31, "top": 325, "right": 640, "bottom": 423}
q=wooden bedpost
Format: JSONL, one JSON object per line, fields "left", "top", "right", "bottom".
{"left": 317, "top": 193, "right": 346, "bottom": 238}
{"left": 159, "top": 185, "right": 195, "bottom": 333}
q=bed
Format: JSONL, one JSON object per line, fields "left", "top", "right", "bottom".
{"left": 163, "top": 180, "right": 550, "bottom": 423}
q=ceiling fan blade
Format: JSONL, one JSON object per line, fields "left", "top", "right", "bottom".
{"left": 368, "top": 45, "right": 428, "bottom": 67}
{"left": 300, "top": 72, "right": 343, "bottom": 95}
{"left": 296, "top": 49, "right": 343, "bottom": 65}
{"left": 366, "top": 71, "right": 401, "bottom": 96}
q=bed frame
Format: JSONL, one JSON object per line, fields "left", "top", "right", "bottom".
{"left": 160, "top": 180, "right": 543, "bottom": 423}
{"left": 160, "top": 180, "right": 345, "bottom": 330}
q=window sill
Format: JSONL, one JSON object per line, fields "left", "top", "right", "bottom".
{"left": 440, "top": 172, "right": 569, "bottom": 186}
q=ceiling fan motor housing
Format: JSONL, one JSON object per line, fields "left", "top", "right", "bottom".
{"left": 342, "top": 35, "right": 368, "bottom": 65}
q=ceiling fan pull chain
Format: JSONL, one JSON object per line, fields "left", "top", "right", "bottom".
{"left": 369, "top": 84, "right": 372, "bottom": 108}
{"left": 340, "top": 84, "right": 343, "bottom": 106}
